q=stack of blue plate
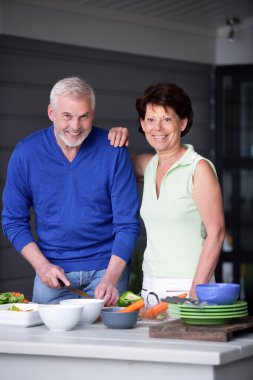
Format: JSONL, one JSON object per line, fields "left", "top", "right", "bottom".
{"left": 169, "top": 300, "right": 248, "bottom": 325}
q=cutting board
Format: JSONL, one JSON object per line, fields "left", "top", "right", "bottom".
{"left": 149, "top": 316, "right": 253, "bottom": 342}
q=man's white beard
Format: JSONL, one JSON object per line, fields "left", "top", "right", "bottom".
{"left": 59, "top": 131, "right": 89, "bottom": 147}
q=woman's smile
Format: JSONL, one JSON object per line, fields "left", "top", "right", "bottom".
{"left": 152, "top": 134, "right": 167, "bottom": 140}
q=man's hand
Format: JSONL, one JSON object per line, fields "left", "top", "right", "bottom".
{"left": 108, "top": 127, "right": 129, "bottom": 147}
{"left": 37, "top": 261, "right": 70, "bottom": 288}
{"left": 94, "top": 255, "right": 126, "bottom": 305}
{"left": 94, "top": 277, "right": 119, "bottom": 306}
{"left": 21, "top": 242, "right": 70, "bottom": 288}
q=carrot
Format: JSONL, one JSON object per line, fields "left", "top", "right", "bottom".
{"left": 178, "top": 293, "right": 188, "bottom": 299}
{"left": 140, "top": 302, "right": 168, "bottom": 320}
{"left": 118, "top": 298, "right": 145, "bottom": 313}
{"left": 11, "top": 292, "right": 21, "bottom": 297}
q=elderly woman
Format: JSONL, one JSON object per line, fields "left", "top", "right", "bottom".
{"left": 109, "top": 83, "right": 225, "bottom": 304}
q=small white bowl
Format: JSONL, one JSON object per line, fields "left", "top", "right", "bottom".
{"left": 38, "top": 304, "right": 83, "bottom": 331}
{"left": 60, "top": 298, "right": 104, "bottom": 324}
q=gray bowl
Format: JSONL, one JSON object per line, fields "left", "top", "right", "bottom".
{"left": 100, "top": 307, "right": 139, "bottom": 329}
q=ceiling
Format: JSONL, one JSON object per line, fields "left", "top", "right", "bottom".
{"left": 14, "top": 0, "right": 253, "bottom": 33}
{"left": 68, "top": 0, "right": 253, "bottom": 31}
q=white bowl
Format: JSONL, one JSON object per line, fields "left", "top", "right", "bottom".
{"left": 60, "top": 298, "right": 104, "bottom": 324}
{"left": 38, "top": 304, "right": 83, "bottom": 331}
{"left": 0, "top": 303, "right": 42, "bottom": 327}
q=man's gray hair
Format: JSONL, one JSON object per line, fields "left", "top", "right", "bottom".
{"left": 50, "top": 77, "right": 96, "bottom": 110}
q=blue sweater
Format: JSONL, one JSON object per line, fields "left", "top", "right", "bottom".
{"left": 2, "top": 126, "right": 140, "bottom": 272}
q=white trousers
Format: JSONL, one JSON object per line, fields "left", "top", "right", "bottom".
{"left": 141, "top": 272, "right": 215, "bottom": 306}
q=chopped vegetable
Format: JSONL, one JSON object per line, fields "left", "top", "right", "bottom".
{"left": 8, "top": 305, "right": 33, "bottom": 312}
{"left": 0, "top": 291, "right": 28, "bottom": 304}
{"left": 0, "top": 292, "right": 11, "bottom": 304}
{"left": 8, "top": 305, "right": 23, "bottom": 311}
{"left": 117, "top": 291, "right": 142, "bottom": 307}
{"left": 140, "top": 302, "right": 169, "bottom": 320}
{"left": 118, "top": 298, "right": 145, "bottom": 313}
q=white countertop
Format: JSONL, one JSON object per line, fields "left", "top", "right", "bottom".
{"left": 1, "top": 320, "right": 253, "bottom": 366}
{"left": 2, "top": 319, "right": 253, "bottom": 380}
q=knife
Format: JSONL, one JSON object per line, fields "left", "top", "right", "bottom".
{"left": 161, "top": 296, "right": 208, "bottom": 308}
{"left": 58, "top": 279, "right": 92, "bottom": 299}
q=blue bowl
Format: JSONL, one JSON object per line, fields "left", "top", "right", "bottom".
{"left": 196, "top": 283, "right": 240, "bottom": 305}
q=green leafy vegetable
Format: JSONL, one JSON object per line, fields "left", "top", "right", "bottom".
{"left": 117, "top": 291, "right": 142, "bottom": 307}
{"left": 0, "top": 292, "right": 12, "bottom": 304}
{"left": 0, "top": 292, "right": 27, "bottom": 304}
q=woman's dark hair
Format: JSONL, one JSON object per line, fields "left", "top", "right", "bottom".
{"left": 135, "top": 83, "right": 193, "bottom": 137}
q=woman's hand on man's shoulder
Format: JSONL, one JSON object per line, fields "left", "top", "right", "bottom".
{"left": 108, "top": 127, "right": 129, "bottom": 147}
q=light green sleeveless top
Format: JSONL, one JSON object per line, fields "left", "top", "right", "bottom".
{"left": 140, "top": 144, "right": 216, "bottom": 279}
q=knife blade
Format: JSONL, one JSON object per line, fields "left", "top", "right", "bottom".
{"left": 161, "top": 296, "right": 208, "bottom": 308}
{"left": 58, "top": 279, "right": 92, "bottom": 299}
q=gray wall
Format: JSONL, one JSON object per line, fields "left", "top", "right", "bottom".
{"left": 0, "top": 35, "right": 213, "bottom": 299}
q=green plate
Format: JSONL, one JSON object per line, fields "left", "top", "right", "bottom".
{"left": 182, "top": 300, "right": 246, "bottom": 309}
{"left": 170, "top": 311, "right": 248, "bottom": 325}
{"left": 181, "top": 313, "right": 248, "bottom": 325}
{"left": 169, "top": 301, "right": 248, "bottom": 325}
{"left": 170, "top": 310, "right": 248, "bottom": 319}
{"left": 169, "top": 301, "right": 247, "bottom": 314}
{"left": 169, "top": 306, "right": 248, "bottom": 316}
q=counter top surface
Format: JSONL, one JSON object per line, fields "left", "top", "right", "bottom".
{"left": 1, "top": 320, "right": 253, "bottom": 366}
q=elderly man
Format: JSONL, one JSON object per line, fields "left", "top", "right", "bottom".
{"left": 2, "top": 77, "right": 140, "bottom": 305}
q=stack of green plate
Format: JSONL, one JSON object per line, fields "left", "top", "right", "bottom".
{"left": 169, "top": 300, "right": 248, "bottom": 325}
